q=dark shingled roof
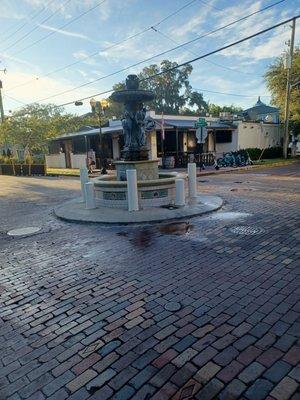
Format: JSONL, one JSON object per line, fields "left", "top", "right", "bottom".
{"left": 243, "top": 97, "right": 278, "bottom": 121}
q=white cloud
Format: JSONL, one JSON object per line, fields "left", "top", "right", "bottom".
{"left": 72, "top": 50, "right": 98, "bottom": 65}
{"left": 2, "top": 69, "right": 105, "bottom": 113}
{"left": 0, "top": 52, "right": 40, "bottom": 73}
{"left": 39, "top": 24, "right": 91, "bottom": 41}
{"left": 221, "top": 28, "right": 290, "bottom": 61}
{"left": 168, "top": 5, "right": 211, "bottom": 38}
{"left": 0, "top": 0, "right": 26, "bottom": 20}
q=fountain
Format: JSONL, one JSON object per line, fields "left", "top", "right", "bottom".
{"left": 93, "top": 74, "right": 179, "bottom": 209}
{"left": 54, "top": 74, "right": 223, "bottom": 224}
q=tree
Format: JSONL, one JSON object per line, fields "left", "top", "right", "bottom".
{"left": 188, "top": 91, "right": 208, "bottom": 115}
{"left": 109, "top": 60, "right": 195, "bottom": 115}
{"left": 106, "top": 82, "right": 125, "bottom": 119}
{"left": 207, "top": 103, "right": 242, "bottom": 117}
{"left": 265, "top": 47, "right": 300, "bottom": 135}
{"left": 138, "top": 60, "right": 193, "bottom": 114}
{"left": 0, "top": 103, "right": 90, "bottom": 165}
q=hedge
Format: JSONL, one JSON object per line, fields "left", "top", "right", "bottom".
{"left": 244, "top": 147, "right": 283, "bottom": 160}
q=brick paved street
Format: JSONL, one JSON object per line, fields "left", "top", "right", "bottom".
{"left": 0, "top": 164, "right": 299, "bottom": 400}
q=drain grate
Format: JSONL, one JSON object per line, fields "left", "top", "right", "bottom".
{"left": 229, "top": 225, "right": 265, "bottom": 235}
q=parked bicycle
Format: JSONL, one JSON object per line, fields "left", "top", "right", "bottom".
{"left": 215, "top": 150, "right": 253, "bottom": 169}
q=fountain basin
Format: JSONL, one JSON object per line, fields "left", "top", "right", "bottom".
{"left": 93, "top": 172, "right": 181, "bottom": 209}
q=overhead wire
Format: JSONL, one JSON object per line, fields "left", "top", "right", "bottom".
{"left": 2, "top": 0, "right": 72, "bottom": 53}
{"left": 1, "top": 0, "right": 57, "bottom": 45}
{"left": 150, "top": 26, "right": 260, "bottom": 77}
{"left": 192, "top": 87, "right": 271, "bottom": 97}
{"left": 6, "top": 0, "right": 200, "bottom": 91}
{"left": 26, "top": 0, "right": 289, "bottom": 104}
{"left": 7, "top": 0, "right": 108, "bottom": 57}
{"left": 54, "top": 14, "right": 299, "bottom": 108}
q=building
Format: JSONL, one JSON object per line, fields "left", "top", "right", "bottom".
{"left": 46, "top": 111, "right": 237, "bottom": 169}
{"left": 242, "top": 96, "right": 280, "bottom": 123}
{"left": 46, "top": 99, "right": 283, "bottom": 169}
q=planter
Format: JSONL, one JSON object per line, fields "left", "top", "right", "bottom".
{"left": 0, "top": 164, "right": 46, "bottom": 176}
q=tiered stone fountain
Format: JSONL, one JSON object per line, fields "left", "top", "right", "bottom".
{"left": 54, "top": 74, "right": 223, "bottom": 224}
{"left": 93, "top": 75, "right": 178, "bottom": 209}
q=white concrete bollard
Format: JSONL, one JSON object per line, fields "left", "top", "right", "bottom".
{"left": 188, "top": 162, "right": 197, "bottom": 203}
{"left": 80, "top": 167, "right": 89, "bottom": 201}
{"left": 126, "top": 169, "right": 139, "bottom": 211}
{"left": 84, "top": 182, "right": 96, "bottom": 209}
{"left": 175, "top": 178, "right": 185, "bottom": 206}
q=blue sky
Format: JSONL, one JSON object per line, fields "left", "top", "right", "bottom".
{"left": 0, "top": 0, "right": 299, "bottom": 116}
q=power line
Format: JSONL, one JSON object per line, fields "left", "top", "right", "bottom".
{"left": 6, "top": 0, "right": 201, "bottom": 91}
{"left": 56, "top": 14, "right": 299, "bottom": 108}
{"left": 2, "top": 0, "right": 72, "bottom": 53}
{"left": 142, "top": 16, "right": 299, "bottom": 83}
{"left": 1, "top": 0, "right": 57, "bottom": 45}
{"left": 27, "top": 0, "right": 288, "bottom": 104}
{"left": 3, "top": 93, "right": 27, "bottom": 105}
{"left": 151, "top": 26, "right": 260, "bottom": 77}
{"left": 192, "top": 87, "right": 271, "bottom": 98}
{"left": 7, "top": 0, "right": 107, "bottom": 57}
{"left": 198, "top": 0, "right": 223, "bottom": 11}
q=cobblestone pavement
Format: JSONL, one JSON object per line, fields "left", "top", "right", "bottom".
{"left": 0, "top": 164, "right": 299, "bottom": 400}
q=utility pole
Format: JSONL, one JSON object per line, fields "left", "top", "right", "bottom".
{"left": 283, "top": 18, "right": 296, "bottom": 159}
{"left": 0, "top": 80, "right": 4, "bottom": 123}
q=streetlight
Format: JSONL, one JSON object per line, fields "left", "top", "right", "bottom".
{"left": 90, "top": 98, "right": 109, "bottom": 174}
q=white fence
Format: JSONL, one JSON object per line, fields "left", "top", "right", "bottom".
{"left": 70, "top": 153, "right": 87, "bottom": 169}
{"left": 45, "top": 153, "right": 66, "bottom": 168}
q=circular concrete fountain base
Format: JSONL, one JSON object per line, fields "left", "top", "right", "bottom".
{"left": 54, "top": 194, "right": 223, "bottom": 225}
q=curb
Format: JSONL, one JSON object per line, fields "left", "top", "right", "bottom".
{"left": 54, "top": 195, "right": 223, "bottom": 225}
{"left": 196, "top": 160, "right": 299, "bottom": 177}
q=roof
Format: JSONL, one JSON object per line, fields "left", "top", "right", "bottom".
{"left": 55, "top": 125, "right": 123, "bottom": 140}
{"left": 154, "top": 118, "right": 235, "bottom": 130}
{"left": 243, "top": 96, "right": 279, "bottom": 121}
{"left": 52, "top": 117, "right": 235, "bottom": 141}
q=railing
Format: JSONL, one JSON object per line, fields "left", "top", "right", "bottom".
{"left": 172, "top": 152, "right": 215, "bottom": 168}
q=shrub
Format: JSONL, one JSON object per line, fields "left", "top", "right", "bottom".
{"left": 244, "top": 147, "right": 283, "bottom": 160}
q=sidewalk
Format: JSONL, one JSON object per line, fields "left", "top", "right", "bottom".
{"left": 169, "top": 159, "right": 299, "bottom": 177}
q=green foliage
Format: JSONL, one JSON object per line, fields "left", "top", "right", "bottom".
{"left": 0, "top": 103, "right": 88, "bottom": 160}
{"left": 138, "top": 60, "right": 193, "bottom": 114}
{"left": 208, "top": 103, "right": 242, "bottom": 117}
{"left": 265, "top": 47, "right": 300, "bottom": 122}
{"left": 107, "top": 82, "right": 125, "bottom": 119}
{"left": 112, "top": 60, "right": 196, "bottom": 115}
{"left": 188, "top": 92, "right": 208, "bottom": 115}
{"left": 245, "top": 147, "right": 283, "bottom": 160}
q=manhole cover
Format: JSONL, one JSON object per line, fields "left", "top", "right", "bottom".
{"left": 7, "top": 227, "right": 41, "bottom": 236}
{"left": 229, "top": 226, "right": 265, "bottom": 235}
{"left": 164, "top": 302, "right": 182, "bottom": 312}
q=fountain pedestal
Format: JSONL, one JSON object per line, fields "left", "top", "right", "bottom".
{"left": 114, "top": 159, "right": 159, "bottom": 181}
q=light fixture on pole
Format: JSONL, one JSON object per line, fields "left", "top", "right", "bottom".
{"left": 90, "top": 98, "right": 109, "bottom": 174}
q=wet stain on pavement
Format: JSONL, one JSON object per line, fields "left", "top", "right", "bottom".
{"left": 130, "top": 229, "right": 154, "bottom": 248}
{"left": 158, "top": 221, "right": 193, "bottom": 235}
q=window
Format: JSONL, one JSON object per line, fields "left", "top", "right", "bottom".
{"left": 73, "top": 137, "right": 86, "bottom": 154}
{"left": 216, "top": 131, "right": 232, "bottom": 143}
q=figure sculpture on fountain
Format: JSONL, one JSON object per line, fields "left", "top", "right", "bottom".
{"left": 111, "top": 74, "right": 155, "bottom": 161}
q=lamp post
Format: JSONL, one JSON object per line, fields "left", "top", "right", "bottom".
{"left": 90, "top": 98, "right": 109, "bottom": 174}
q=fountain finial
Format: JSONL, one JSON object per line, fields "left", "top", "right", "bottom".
{"left": 125, "top": 75, "right": 139, "bottom": 90}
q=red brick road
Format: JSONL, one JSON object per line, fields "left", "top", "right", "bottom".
{"left": 0, "top": 164, "right": 299, "bottom": 399}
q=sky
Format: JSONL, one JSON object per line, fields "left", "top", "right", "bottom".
{"left": 0, "top": 0, "right": 299, "bottom": 116}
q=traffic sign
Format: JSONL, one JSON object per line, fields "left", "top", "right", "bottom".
{"left": 194, "top": 117, "right": 207, "bottom": 128}
{"left": 196, "top": 127, "right": 208, "bottom": 144}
